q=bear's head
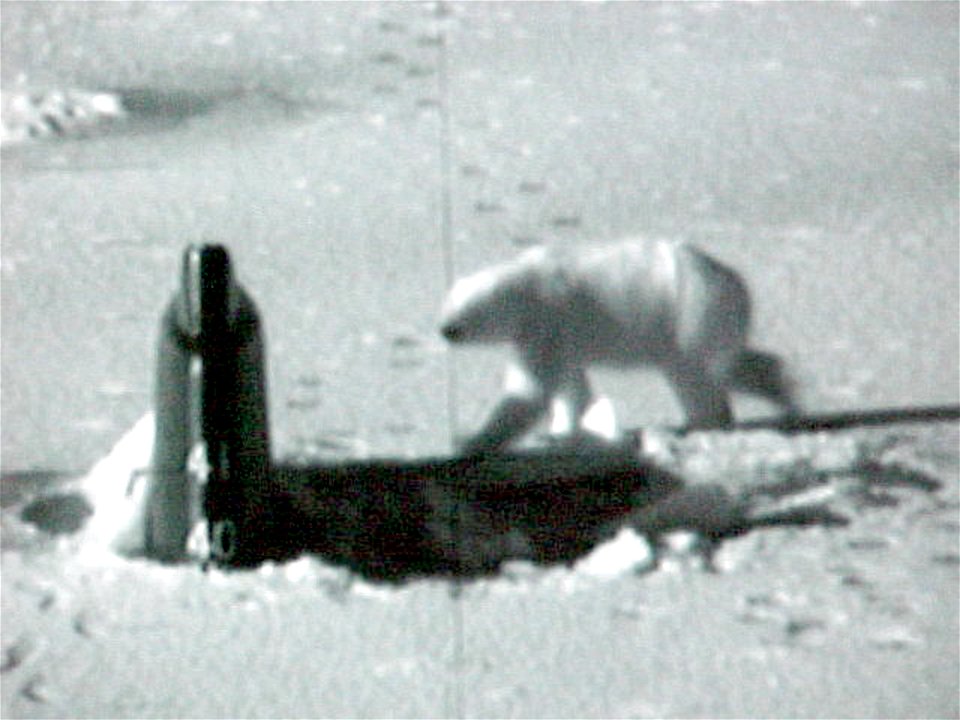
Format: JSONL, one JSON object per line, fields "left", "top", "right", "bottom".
{"left": 440, "top": 263, "right": 527, "bottom": 344}
{"left": 439, "top": 247, "right": 569, "bottom": 345}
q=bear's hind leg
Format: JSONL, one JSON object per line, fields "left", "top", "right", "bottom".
{"left": 727, "top": 350, "right": 799, "bottom": 415}
{"left": 666, "top": 357, "right": 734, "bottom": 429}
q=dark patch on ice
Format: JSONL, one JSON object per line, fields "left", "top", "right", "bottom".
{"left": 842, "top": 458, "right": 942, "bottom": 510}
{"left": 854, "top": 459, "right": 942, "bottom": 493}
{"left": 739, "top": 502, "right": 850, "bottom": 534}
{"left": 847, "top": 537, "right": 890, "bottom": 552}
{"left": 72, "top": 613, "right": 94, "bottom": 638}
{"left": 294, "top": 374, "right": 324, "bottom": 388}
{"left": 870, "top": 631, "right": 920, "bottom": 651}
{"left": 390, "top": 334, "right": 422, "bottom": 349}
{"left": 416, "top": 34, "right": 445, "bottom": 47}
{"left": 116, "top": 88, "right": 219, "bottom": 126}
{"left": 20, "top": 492, "right": 93, "bottom": 535}
{"left": 378, "top": 20, "right": 407, "bottom": 33}
{"left": 387, "top": 334, "right": 427, "bottom": 368}
{"left": 460, "top": 164, "right": 488, "bottom": 178}
{"left": 125, "top": 434, "right": 943, "bottom": 583}
{"left": 217, "top": 430, "right": 940, "bottom": 579}
{"left": 750, "top": 456, "right": 942, "bottom": 514}
{"left": 233, "top": 444, "right": 679, "bottom": 580}
{"left": 853, "top": 488, "right": 901, "bottom": 509}
{"left": 0, "top": 639, "right": 32, "bottom": 674}
{"left": 838, "top": 572, "right": 872, "bottom": 589}
{"left": 518, "top": 180, "right": 547, "bottom": 194}
{"left": 608, "top": 452, "right": 945, "bottom": 573}
{"left": 431, "top": 2, "right": 453, "bottom": 18}
{"left": 474, "top": 200, "right": 505, "bottom": 214}
{"left": 784, "top": 617, "right": 827, "bottom": 638}
{"left": 11, "top": 426, "right": 941, "bottom": 584}
{"left": 935, "top": 519, "right": 960, "bottom": 533}
{"left": 286, "top": 397, "right": 322, "bottom": 411}
{"left": 294, "top": 434, "right": 359, "bottom": 456}
{"left": 36, "top": 593, "right": 55, "bottom": 612}
{"left": 406, "top": 64, "right": 435, "bottom": 78}
{"left": 931, "top": 552, "right": 960, "bottom": 567}
{"left": 750, "top": 459, "right": 828, "bottom": 499}
{"left": 551, "top": 215, "right": 583, "bottom": 228}
{"left": 511, "top": 236, "right": 542, "bottom": 247}
{"left": 388, "top": 356, "right": 426, "bottom": 370}
{"left": 372, "top": 51, "right": 404, "bottom": 66}
{"left": 117, "top": 86, "right": 325, "bottom": 134}
{"left": 20, "top": 675, "right": 49, "bottom": 704}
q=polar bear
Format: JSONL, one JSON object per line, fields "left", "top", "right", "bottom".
{"left": 440, "top": 239, "right": 797, "bottom": 454}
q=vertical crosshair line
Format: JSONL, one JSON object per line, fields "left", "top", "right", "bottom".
{"left": 434, "top": 3, "right": 466, "bottom": 719}
{"left": 436, "top": 7, "right": 459, "bottom": 439}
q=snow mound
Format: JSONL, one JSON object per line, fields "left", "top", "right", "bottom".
{"left": 75, "top": 412, "right": 155, "bottom": 559}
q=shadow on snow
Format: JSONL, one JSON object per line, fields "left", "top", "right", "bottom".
{"left": 9, "top": 443, "right": 943, "bottom": 583}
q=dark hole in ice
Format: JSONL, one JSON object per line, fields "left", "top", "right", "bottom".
{"left": 224, "top": 446, "right": 682, "bottom": 581}
{"left": 148, "top": 446, "right": 942, "bottom": 580}
{"left": 20, "top": 492, "right": 93, "bottom": 535}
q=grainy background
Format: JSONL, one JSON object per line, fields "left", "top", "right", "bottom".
{"left": 0, "top": 4, "right": 957, "bottom": 719}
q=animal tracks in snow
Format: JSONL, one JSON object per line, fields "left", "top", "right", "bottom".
{"left": 360, "top": 2, "right": 587, "bottom": 245}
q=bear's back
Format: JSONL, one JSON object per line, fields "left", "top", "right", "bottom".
{"left": 532, "top": 239, "right": 682, "bottom": 366}
{"left": 529, "top": 238, "right": 749, "bottom": 367}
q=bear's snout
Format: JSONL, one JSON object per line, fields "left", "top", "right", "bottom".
{"left": 441, "top": 321, "right": 465, "bottom": 342}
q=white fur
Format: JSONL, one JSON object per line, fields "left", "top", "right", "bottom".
{"left": 578, "top": 396, "right": 619, "bottom": 441}
{"left": 441, "top": 238, "right": 792, "bottom": 454}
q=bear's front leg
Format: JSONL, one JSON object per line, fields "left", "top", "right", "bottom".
{"left": 547, "top": 365, "right": 592, "bottom": 437}
{"left": 459, "top": 361, "right": 550, "bottom": 456}
{"left": 548, "top": 367, "right": 622, "bottom": 446}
